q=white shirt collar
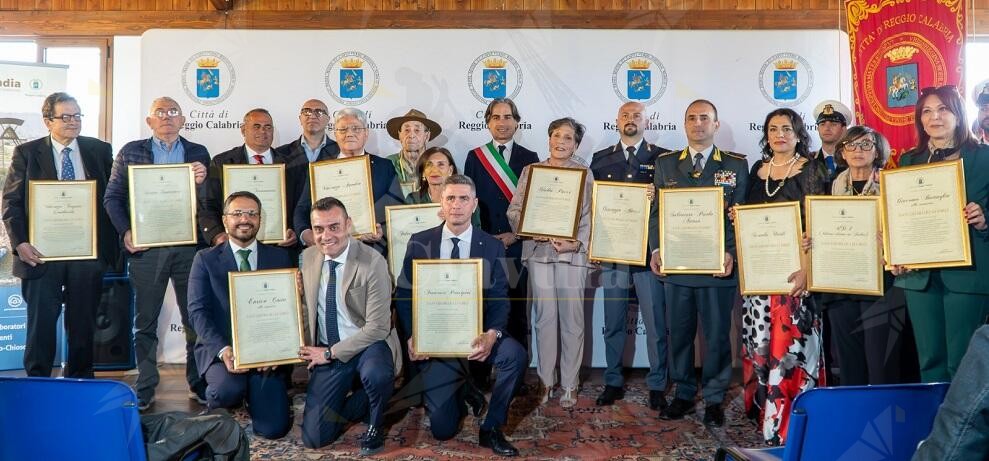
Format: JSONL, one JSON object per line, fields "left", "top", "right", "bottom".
{"left": 442, "top": 223, "right": 473, "bottom": 242}
{"left": 620, "top": 138, "right": 644, "bottom": 154}
{"left": 227, "top": 239, "right": 259, "bottom": 265}
{"left": 244, "top": 145, "right": 273, "bottom": 163}
{"left": 688, "top": 144, "right": 715, "bottom": 161}
{"left": 50, "top": 136, "right": 79, "bottom": 155}
{"left": 338, "top": 150, "right": 366, "bottom": 159}
{"left": 322, "top": 240, "right": 350, "bottom": 265}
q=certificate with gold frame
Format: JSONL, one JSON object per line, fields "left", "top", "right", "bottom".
{"left": 309, "top": 155, "right": 376, "bottom": 236}
{"left": 806, "top": 195, "right": 883, "bottom": 296}
{"left": 28, "top": 180, "right": 98, "bottom": 261}
{"left": 223, "top": 164, "right": 287, "bottom": 243}
{"left": 228, "top": 268, "right": 306, "bottom": 370}
{"left": 879, "top": 159, "right": 971, "bottom": 270}
{"left": 734, "top": 201, "right": 803, "bottom": 295}
{"left": 516, "top": 165, "right": 587, "bottom": 240}
{"left": 588, "top": 181, "right": 650, "bottom": 266}
{"left": 412, "top": 259, "right": 483, "bottom": 357}
{"left": 658, "top": 186, "right": 726, "bottom": 274}
{"left": 385, "top": 204, "right": 443, "bottom": 284}
{"left": 128, "top": 164, "right": 198, "bottom": 248}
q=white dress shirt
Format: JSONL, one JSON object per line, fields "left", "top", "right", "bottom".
{"left": 440, "top": 224, "right": 473, "bottom": 259}
{"left": 245, "top": 146, "right": 273, "bottom": 164}
{"left": 50, "top": 137, "right": 84, "bottom": 180}
{"left": 317, "top": 242, "right": 359, "bottom": 344}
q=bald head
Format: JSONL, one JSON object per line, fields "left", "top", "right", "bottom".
{"left": 617, "top": 101, "right": 649, "bottom": 141}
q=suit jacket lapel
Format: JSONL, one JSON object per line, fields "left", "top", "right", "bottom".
{"left": 337, "top": 239, "right": 360, "bottom": 310}
{"left": 35, "top": 137, "right": 58, "bottom": 179}
{"left": 428, "top": 226, "right": 444, "bottom": 258}
{"left": 469, "top": 231, "right": 485, "bottom": 258}
{"left": 303, "top": 247, "right": 324, "bottom": 344}
{"left": 508, "top": 144, "right": 525, "bottom": 175}
{"left": 76, "top": 138, "right": 96, "bottom": 179}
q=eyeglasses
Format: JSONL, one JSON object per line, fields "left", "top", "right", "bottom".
{"left": 50, "top": 113, "right": 83, "bottom": 123}
{"left": 920, "top": 85, "right": 958, "bottom": 96}
{"left": 300, "top": 108, "right": 328, "bottom": 118}
{"left": 335, "top": 126, "right": 366, "bottom": 134}
{"left": 152, "top": 108, "right": 181, "bottom": 119}
{"left": 842, "top": 140, "right": 875, "bottom": 151}
{"left": 224, "top": 210, "right": 260, "bottom": 219}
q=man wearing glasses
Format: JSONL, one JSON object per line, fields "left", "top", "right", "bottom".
{"left": 2, "top": 92, "right": 117, "bottom": 379}
{"left": 199, "top": 108, "right": 298, "bottom": 249}
{"left": 293, "top": 107, "right": 405, "bottom": 255}
{"left": 275, "top": 99, "right": 341, "bottom": 218}
{"left": 104, "top": 96, "right": 210, "bottom": 410}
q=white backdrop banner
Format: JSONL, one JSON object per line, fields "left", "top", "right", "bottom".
{"left": 140, "top": 29, "right": 851, "bottom": 366}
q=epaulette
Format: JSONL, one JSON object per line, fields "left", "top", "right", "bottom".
{"left": 720, "top": 150, "right": 747, "bottom": 160}
{"left": 658, "top": 150, "right": 678, "bottom": 158}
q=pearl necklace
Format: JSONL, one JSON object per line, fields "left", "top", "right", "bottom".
{"left": 764, "top": 155, "right": 798, "bottom": 197}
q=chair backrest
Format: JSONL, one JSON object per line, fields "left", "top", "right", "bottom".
{"left": 0, "top": 377, "right": 147, "bottom": 461}
{"left": 781, "top": 383, "right": 950, "bottom": 461}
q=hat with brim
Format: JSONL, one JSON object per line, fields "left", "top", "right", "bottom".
{"left": 813, "top": 99, "right": 853, "bottom": 126}
{"left": 386, "top": 109, "right": 442, "bottom": 141}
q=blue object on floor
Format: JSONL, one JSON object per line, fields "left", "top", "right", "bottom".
{"left": 715, "top": 382, "right": 950, "bottom": 461}
{"left": 0, "top": 377, "right": 146, "bottom": 461}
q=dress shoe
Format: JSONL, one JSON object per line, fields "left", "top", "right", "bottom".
{"left": 464, "top": 384, "right": 488, "bottom": 417}
{"left": 595, "top": 385, "right": 625, "bottom": 406}
{"left": 360, "top": 425, "right": 385, "bottom": 456}
{"left": 137, "top": 396, "right": 155, "bottom": 412}
{"left": 479, "top": 428, "right": 519, "bottom": 457}
{"left": 648, "top": 390, "right": 668, "bottom": 412}
{"left": 703, "top": 404, "right": 725, "bottom": 427}
{"left": 659, "top": 398, "right": 696, "bottom": 420}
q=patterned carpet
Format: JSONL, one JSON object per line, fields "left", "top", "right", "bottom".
{"left": 240, "top": 375, "right": 766, "bottom": 460}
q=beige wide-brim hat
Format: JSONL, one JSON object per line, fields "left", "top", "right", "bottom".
{"left": 386, "top": 108, "right": 442, "bottom": 141}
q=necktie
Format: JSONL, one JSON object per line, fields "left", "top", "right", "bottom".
{"left": 253, "top": 154, "right": 265, "bottom": 164}
{"left": 626, "top": 146, "right": 636, "bottom": 167}
{"left": 236, "top": 249, "right": 252, "bottom": 271}
{"left": 59, "top": 147, "right": 75, "bottom": 181}
{"left": 450, "top": 237, "right": 461, "bottom": 259}
{"left": 324, "top": 260, "right": 341, "bottom": 348}
{"left": 824, "top": 155, "right": 836, "bottom": 176}
{"left": 693, "top": 153, "right": 704, "bottom": 176}
{"left": 497, "top": 144, "right": 508, "bottom": 163}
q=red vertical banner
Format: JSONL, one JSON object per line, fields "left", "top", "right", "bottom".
{"left": 846, "top": 0, "right": 966, "bottom": 165}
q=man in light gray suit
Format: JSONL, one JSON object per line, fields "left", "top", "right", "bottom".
{"left": 297, "top": 197, "right": 401, "bottom": 455}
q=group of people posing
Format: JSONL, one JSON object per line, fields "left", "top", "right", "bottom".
{"left": 3, "top": 84, "right": 989, "bottom": 454}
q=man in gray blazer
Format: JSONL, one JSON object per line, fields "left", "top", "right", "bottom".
{"left": 297, "top": 197, "right": 401, "bottom": 455}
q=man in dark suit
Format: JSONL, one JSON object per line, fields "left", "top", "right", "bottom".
{"left": 292, "top": 107, "right": 404, "bottom": 255}
{"left": 809, "top": 99, "right": 852, "bottom": 190}
{"left": 103, "top": 96, "right": 210, "bottom": 409}
{"left": 648, "top": 99, "right": 749, "bottom": 426}
{"left": 199, "top": 108, "right": 298, "bottom": 248}
{"left": 1, "top": 92, "right": 118, "bottom": 378}
{"left": 395, "top": 175, "right": 526, "bottom": 457}
{"left": 274, "top": 99, "right": 341, "bottom": 221}
{"left": 187, "top": 191, "right": 293, "bottom": 439}
{"left": 462, "top": 97, "right": 539, "bottom": 382}
{"left": 589, "top": 101, "right": 671, "bottom": 411}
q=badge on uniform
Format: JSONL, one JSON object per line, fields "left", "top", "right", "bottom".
{"left": 713, "top": 170, "right": 736, "bottom": 187}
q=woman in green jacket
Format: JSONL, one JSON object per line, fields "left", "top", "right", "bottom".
{"left": 406, "top": 146, "right": 480, "bottom": 226}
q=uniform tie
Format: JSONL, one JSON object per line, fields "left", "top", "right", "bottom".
{"left": 824, "top": 155, "right": 836, "bottom": 176}
{"left": 450, "top": 237, "right": 461, "bottom": 259}
{"left": 625, "top": 146, "right": 636, "bottom": 166}
{"left": 60, "top": 147, "right": 75, "bottom": 180}
{"left": 693, "top": 153, "right": 704, "bottom": 176}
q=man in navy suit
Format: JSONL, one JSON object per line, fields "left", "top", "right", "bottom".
{"left": 395, "top": 174, "right": 526, "bottom": 457}
{"left": 462, "top": 98, "right": 539, "bottom": 387}
{"left": 187, "top": 191, "right": 293, "bottom": 439}
{"left": 274, "top": 99, "right": 341, "bottom": 223}
{"left": 199, "top": 108, "right": 298, "bottom": 248}
{"left": 1, "top": 92, "right": 118, "bottom": 378}
{"left": 293, "top": 107, "right": 405, "bottom": 255}
{"left": 589, "top": 101, "right": 671, "bottom": 411}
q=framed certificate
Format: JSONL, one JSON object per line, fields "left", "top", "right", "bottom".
{"left": 309, "top": 156, "right": 376, "bottom": 236}
{"left": 385, "top": 204, "right": 443, "bottom": 284}
{"left": 658, "top": 186, "right": 726, "bottom": 274}
{"left": 806, "top": 196, "right": 883, "bottom": 296}
{"left": 223, "top": 164, "right": 287, "bottom": 243}
{"left": 588, "top": 181, "right": 650, "bottom": 265}
{"left": 28, "top": 180, "right": 97, "bottom": 261}
{"left": 412, "top": 259, "right": 483, "bottom": 357}
{"left": 734, "top": 201, "right": 803, "bottom": 295}
{"left": 128, "top": 164, "right": 198, "bottom": 248}
{"left": 880, "top": 159, "right": 971, "bottom": 270}
{"left": 228, "top": 268, "right": 306, "bottom": 370}
{"left": 516, "top": 165, "right": 587, "bottom": 240}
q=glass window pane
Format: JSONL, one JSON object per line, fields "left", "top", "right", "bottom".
{"left": 44, "top": 47, "right": 101, "bottom": 139}
{"left": 0, "top": 41, "right": 37, "bottom": 63}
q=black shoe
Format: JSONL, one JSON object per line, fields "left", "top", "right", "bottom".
{"left": 479, "top": 428, "right": 519, "bottom": 457}
{"left": 595, "top": 385, "right": 625, "bottom": 406}
{"left": 703, "top": 404, "right": 725, "bottom": 427}
{"left": 648, "top": 390, "right": 668, "bottom": 412}
{"left": 659, "top": 398, "right": 695, "bottom": 420}
{"left": 464, "top": 384, "right": 488, "bottom": 417}
{"left": 513, "top": 382, "right": 530, "bottom": 398}
{"left": 359, "top": 425, "right": 385, "bottom": 456}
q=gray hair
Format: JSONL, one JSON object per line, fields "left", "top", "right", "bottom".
{"left": 148, "top": 96, "right": 182, "bottom": 116}
{"left": 334, "top": 107, "right": 367, "bottom": 127}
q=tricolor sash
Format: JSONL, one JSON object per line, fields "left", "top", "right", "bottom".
{"left": 472, "top": 142, "right": 519, "bottom": 201}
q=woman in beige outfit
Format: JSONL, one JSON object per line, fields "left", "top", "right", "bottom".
{"left": 507, "top": 117, "right": 593, "bottom": 408}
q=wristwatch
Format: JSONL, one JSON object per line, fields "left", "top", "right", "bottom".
{"left": 323, "top": 349, "right": 332, "bottom": 361}
{"left": 493, "top": 330, "right": 503, "bottom": 340}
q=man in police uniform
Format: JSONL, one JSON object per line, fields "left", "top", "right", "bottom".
{"left": 589, "top": 101, "right": 671, "bottom": 411}
{"left": 810, "top": 99, "right": 852, "bottom": 189}
{"left": 648, "top": 99, "right": 748, "bottom": 426}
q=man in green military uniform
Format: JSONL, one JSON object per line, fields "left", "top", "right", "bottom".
{"left": 647, "top": 99, "right": 749, "bottom": 426}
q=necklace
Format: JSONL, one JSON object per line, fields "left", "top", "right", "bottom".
{"left": 764, "top": 155, "right": 799, "bottom": 197}
{"left": 769, "top": 154, "right": 797, "bottom": 167}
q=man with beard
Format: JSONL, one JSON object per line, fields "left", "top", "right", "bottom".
{"left": 187, "top": 191, "right": 293, "bottom": 439}
{"left": 386, "top": 109, "right": 442, "bottom": 196}
{"left": 810, "top": 100, "right": 852, "bottom": 188}
{"left": 589, "top": 101, "right": 671, "bottom": 411}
